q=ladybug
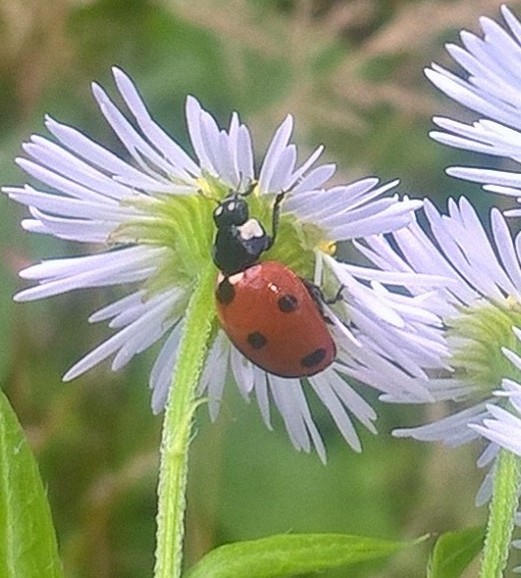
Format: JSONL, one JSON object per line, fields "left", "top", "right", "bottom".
{"left": 212, "top": 187, "right": 337, "bottom": 378}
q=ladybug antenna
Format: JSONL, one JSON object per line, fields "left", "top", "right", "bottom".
{"left": 208, "top": 177, "right": 257, "bottom": 204}
{"left": 238, "top": 177, "right": 257, "bottom": 198}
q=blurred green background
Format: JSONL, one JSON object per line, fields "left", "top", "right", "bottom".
{"left": 1, "top": 1, "right": 520, "bottom": 576}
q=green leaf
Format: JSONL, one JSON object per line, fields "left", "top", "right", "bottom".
{"left": 187, "top": 533, "right": 411, "bottom": 578}
{"left": 428, "top": 526, "right": 484, "bottom": 578}
{"left": 0, "top": 390, "right": 63, "bottom": 578}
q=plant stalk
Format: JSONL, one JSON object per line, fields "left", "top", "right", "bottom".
{"left": 154, "top": 266, "right": 215, "bottom": 578}
{"left": 479, "top": 449, "right": 521, "bottom": 578}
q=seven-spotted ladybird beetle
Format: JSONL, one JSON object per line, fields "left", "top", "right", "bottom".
{"left": 212, "top": 187, "right": 337, "bottom": 378}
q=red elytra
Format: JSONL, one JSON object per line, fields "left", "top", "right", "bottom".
{"left": 215, "top": 261, "right": 336, "bottom": 378}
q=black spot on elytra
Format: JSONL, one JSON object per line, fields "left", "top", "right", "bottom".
{"left": 278, "top": 294, "right": 298, "bottom": 313}
{"left": 247, "top": 331, "right": 267, "bottom": 349}
{"left": 300, "top": 348, "right": 327, "bottom": 368}
{"left": 216, "top": 278, "right": 235, "bottom": 305}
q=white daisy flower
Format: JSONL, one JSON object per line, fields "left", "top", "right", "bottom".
{"left": 425, "top": 5, "right": 521, "bottom": 216}
{"left": 356, "top": 195, "right": 521, "bottom": 495}
{"left": 4, "top": 67, "right": 447, "bottom": 460}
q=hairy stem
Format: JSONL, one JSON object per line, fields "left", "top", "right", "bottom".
{"left": 154, "top": 266, "right": 215, "bottom": 578}
{"left": 479, "top": 449, "right": 521, "bottom": 578}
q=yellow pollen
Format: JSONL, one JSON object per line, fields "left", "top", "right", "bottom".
{"left": 196, "top": 178, "right": 215, "bottom": 200}
{"left": 318, "top": 240, "right": 336, "bottom": 255}
{"left": 506, "top": 295, "right": 521, "bottom": 312}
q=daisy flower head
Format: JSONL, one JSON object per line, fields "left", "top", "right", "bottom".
{"left": 4, "top": 67, "right": 447, "bottom": 459}
{"left": 357, "top": 195, "right": 521, "bottom": 497}
{"left": 426, "top": 5, "right": 521, "bottom": 216}
{"left": 470, "top": 335, "right": 521, "bottom": 570}
{"left": 472, "top": 330, "right": 521, "bottom": 458}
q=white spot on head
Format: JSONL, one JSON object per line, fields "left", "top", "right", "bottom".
{"left": 238, "top": 218, "right": 264, "bottom": 240}
{"left": 227, "top": 201, "right": 236, "bottom": 212}
{"left": 215, "top": 205, "right": 223, "bottom": 217}
{"left": 228, "top": 271, "right": 245, "bottom": 285}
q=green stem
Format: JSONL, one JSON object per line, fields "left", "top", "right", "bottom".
{"left": 154, "top": 266, "right": 215, "bottom": 578}
{"left": 479, "top": 449, "right": 521, "bottom": 578}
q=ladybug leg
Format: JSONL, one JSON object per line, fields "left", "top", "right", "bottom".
{"left": 325, "top": 284, "right": 345, "bottom": 305}
{"left": 302, "top": 279, "right": 344, "bottom": 305}
{"left": 266, "top": 189, "right": 288, "bottom": 250}
{"left": 300, "top": 278, "right": 344, "bottom": 323}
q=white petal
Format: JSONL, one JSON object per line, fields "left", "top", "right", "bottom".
{"left": 199, "top": 331, "right": 230, "bottom": 421}
{"left": 269, "top": 376, "right": 325, "bottom": 461}
{"left": 258, "top": 115, "right": 294, "bottom": 193}
{"left": 112, "top": 67, "right": 200, "bottom": 178}
{"left": 63, "top": 289, "right": 182, "bottom": 381}
{"left": 150, "top": 322, "right": 184, "bottom": 414}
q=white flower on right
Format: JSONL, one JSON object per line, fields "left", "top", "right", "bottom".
{"left": 426, "top": 5, "right": 521, "bottom": 216}
{"left": 356, "top": 195, "right": 521, "bottom": 500}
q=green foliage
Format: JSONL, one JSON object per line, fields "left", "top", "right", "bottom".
{"left": 428, "top": 527, "right": 484, "bottom": 578}
{"left": 187, "top": 533, "right": 410, "bottom": 578}
{"left": 0, "top": 391, "right": 63, "bottom": 578}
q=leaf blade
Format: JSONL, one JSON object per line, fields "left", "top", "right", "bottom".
{"left": 0, "top": 390, "right": 63, "bottom": 578}
{"left": 428, "top": 526, "right": 484, "bottom": 578}
{"left": 187, "top": 532, "right": 411, "bottom": 578}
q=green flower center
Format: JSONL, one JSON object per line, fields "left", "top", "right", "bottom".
{"left": 448, "top": 298, "right": 521, "bottom": 394}
{"left": 110, "top": 179, "right": 328, "bottom": 296}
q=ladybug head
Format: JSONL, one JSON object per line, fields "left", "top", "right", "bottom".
{"left": 213, "top": 193, "right": 249, "bottom": 229}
